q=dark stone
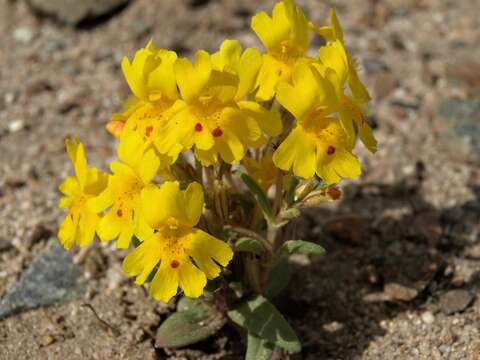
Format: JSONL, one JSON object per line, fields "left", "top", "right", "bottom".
{"left": 363, "top": 58, "right": 389, "bottom": 74}
{"left": 439, "top": 289, "right": 474, "bottom": 315}
{"left": 0, "top": 240, "right": 84, "bottom": 320}
{"left": 438, "top": 97, "right": 480, "bottom": 155}
{"left": 27, "top": 0, "right": 130, "bottom": 26}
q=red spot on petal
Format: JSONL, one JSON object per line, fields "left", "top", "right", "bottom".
{"left": 212, "top": 127, "right": 223, "bottom": 137}
{"left": 194, "top": 123, "right": 203, "bottom": 132}
{"left": 327, "top": 146, "right": 336, "bottom": 155}
{"left": 145, "top": 126, "right": 153, "bottom": 137}
{"left": 170, "top": 260, "right": 180, "bottom": 268}
{"left": 117, "top": 209, "right": 123, "bottom": 217}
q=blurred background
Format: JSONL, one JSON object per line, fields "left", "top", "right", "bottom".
{"left": 0, "top": 0, "right": 479, "bottom": 358}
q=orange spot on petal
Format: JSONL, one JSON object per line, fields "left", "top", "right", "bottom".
{"left": 327, "top": 146, "right": 336, "bottom": 155}
{"left": 116, "top": 209, "right": 123, "bottom": 217}
{"left": 212, "top": 127, "right": 223, "bottom": 137}
{"left": 145, "top": 126, "right": 153, "bottom": 137}
{"left": 170, "top": 260, "right": 180, "bottom": 268}
{"left": 194, "top": 123, "right": 203, "bottom": 132}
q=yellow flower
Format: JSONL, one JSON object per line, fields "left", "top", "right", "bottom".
{"left": 273, "top": 63, "right": 361, "bottom": 183}
{"left": 58, "top": 138, "right": 108, "bottom": 249}
{"left": 314, "top": 40, "right": 377, "bottom": 152}
{"left": 251, "top": 0, "right": 313, "bottom": 100}
{"left": 311, "top": 10, "right": 376, "bottom": 152}
{"left": 122, "top": 181, "right": 233, "bottom": 303}
{"left": 89, "top": 132, "right": 160, "bottom": 248}
{"left": 155, "top": 48, "right": 281, "bottom": 166}
{"left": 108, "top": 41, "right": 182, "bottom": 156}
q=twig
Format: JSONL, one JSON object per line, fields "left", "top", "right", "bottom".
{"left": 81, "top": 303, "right": 120, "bottom": 337}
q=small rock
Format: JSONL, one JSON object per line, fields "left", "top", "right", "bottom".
{"left": 439, "top": 289, "right": 474, "bottom": 315}
{"left": 438, "top": 97, "right": 480, "bottom": 156}
{"left": 0, "top": 240, "right": 14, "bottom": 252}
{"left": 39, "top": 335, "right": 56, "bottom": 347}
{"left": 446, "top": 59, "right": 480, "bottom": 92}
{"left": 363, "top": 58, "right": 389, "bottom": 74}
{"left": 27, "top": 0, "right": 130, "bottom": 26}
{"left": 8, "top": 120, "right": 25, "bottom": 133}
{"left": 4, "top": 92, "right": 17, "bottom": 105}
{"left": 13, "top": 26, "right": 34, "bottom": 44}
{"left": 322, "top": 321, "right": 344, "bottom": 333}
{"left": 0, "top": 240, "right": 84, "bottom": 320}
{"left": 373, "top": 72, "right": 398, "bottom": 100}
{"left": 324, "top": 216, "right": 369, "bottom": 245}
{"left": 45, "top": 39, "right": 66, "bottom": 54}
{"left": 421, "top": 311, "right": 435, "bottom": 324}
{"left": 384, "top": 282, "right": 418, "bottom": 301}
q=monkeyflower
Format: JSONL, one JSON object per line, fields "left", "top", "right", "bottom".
{"left": 89, "top": 133, "right": 160, "bottom": 248}
{"left": 251, "top": 0, "right": 313, "bottom": 100}
{"left": 273, "top": 63, "right": 361, "bottom": 183}
{"left": 57, "top": 1, "right": 377, "bottom": 356}
{"left": 156, "top": 46, "right": 281, "bottom": 166}
{"left": 122, "top": 181, "right": 233, "bottom": 302}
{"left": 58, "top": 138, "right": 108, "bottom": 249}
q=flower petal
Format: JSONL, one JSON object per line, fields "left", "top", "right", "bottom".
{"left": 187, "top": 229, "right": 233, "bottom": 279}
{"left": 149, "top": 262, "right": 179, "bottom": 303}
{"left": 178, "top": 261, "right": 207, "bottom": 298}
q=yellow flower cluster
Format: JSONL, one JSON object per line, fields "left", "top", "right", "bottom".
{"left": 58, "top": 0, "right": 376, "bottom": 303}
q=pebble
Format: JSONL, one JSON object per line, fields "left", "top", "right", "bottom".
{"left": 8, "top": 120, "right": 25, "bottom": 133}
{"left": 384, "top": 282, "right": 418, "bottom": 301}
{"left": 421, "top": 311, "right": 435, "bottom": 324}
{"left": 439, "top": 289, "right": 474, "bottom": 315}
{"left": 27, "top": 0, "right": 131, "bottom": 26}
{"left": 13, "top": 26, "right": 34, "bottom": 44}
{"left": 324, "top": 216, "right": 369, "bottom": 245}
{"left": 0, "top": 240, "right": 85, "bottom": 320}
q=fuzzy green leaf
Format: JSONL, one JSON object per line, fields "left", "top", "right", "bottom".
{"left": 235, "top": 237, "right": 265, "bottom": 255}
{"left": 234, "top": 171, "right": 273, "bottom": 218}
{"left": 282, "top": 240, "right": 326, "bottom": 256}
{"left": 228, "top": 295, "right": 301, "bottom": 353}
{"left": 156, "top": 299, "right": 225, "bottom": 348}
{"left": 246, "top": 332, "right": 275, "bottom": 360}
{"left": 263, "top": 257, "right": 291, "bottom": 299}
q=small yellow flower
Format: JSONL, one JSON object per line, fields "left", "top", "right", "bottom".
{"left": 311, "top": 10, "right": 376, "bottom": 152}
{"left": 89, "top": 132, "right": 160, "bottom": 248}
{"left": 108, "top": 41, "right": 182, "bottom": 155}
{"left": 155, "top": 48, "right": 281, "bottom": 166}
{"left": 122, "top": 181, "right": 233, "bottom": 303}
{"left": 314, "top": 40, "right": 377, "bottom": 152}
{"left": 273, "top": 118, "right": 361, "bottom": 184}
{"left": 274, "top": 63, "right": 361, "bottom": 183}
{"left": 58, "top": 138, "right": 108, "bottom": 249}
{"left": 251, "top": 0, "right": 313, "bottom": 100}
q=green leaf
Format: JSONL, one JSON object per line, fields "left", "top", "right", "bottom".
{"left": 227, "top": 295, "right": 301, "bottom": 353}
{"left": 177, "top": 297, "right": 206, "bottom": 312}
{"left": 263, "top": 257, "right": 291, "bottom": 299}
{"left": 156, "top": 298, "right": 225, "bottom": 348}
{"left": 235, "top": 237, "right": 265, "bottom": 255}
{"left": 282, "top": 240, "right": 326, "bottom": 256}
{"left": 246, "top": 332, "right": 275, "bottom": 360}
{"left": 234, "top": 171, "right": 273, "bottom": 218}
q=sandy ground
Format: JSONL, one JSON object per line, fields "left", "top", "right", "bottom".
{"left": 0, "top": 0, "right": 479, "bottom": 358}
